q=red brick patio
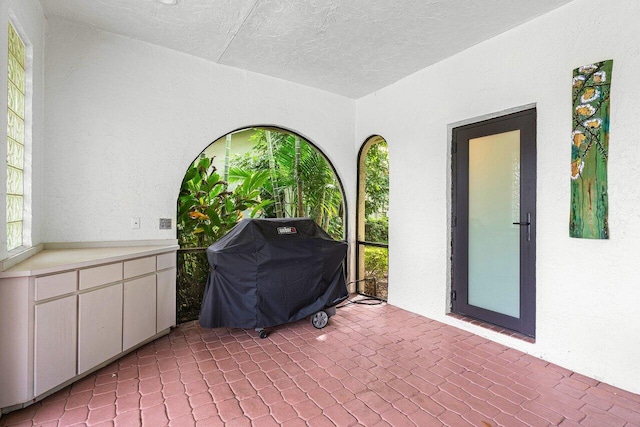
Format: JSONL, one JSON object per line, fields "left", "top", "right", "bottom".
{"left": 1, "top": 298, "right": 639, "bottom": 426}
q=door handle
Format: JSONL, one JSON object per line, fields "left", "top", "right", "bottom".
{"left": 512, "top": 212, "right": 531, "bottom": 242}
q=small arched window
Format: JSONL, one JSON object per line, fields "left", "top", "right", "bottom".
{"left": 356, "top": 136, "right": 389, "bottom": 300}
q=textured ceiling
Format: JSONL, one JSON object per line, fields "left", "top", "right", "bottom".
{"left": 39, "top": 0, "right": 573, "bottom": 98}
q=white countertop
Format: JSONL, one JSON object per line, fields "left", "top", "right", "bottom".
{"left": 0, "top": 245, "right": 179, "bottom": 278}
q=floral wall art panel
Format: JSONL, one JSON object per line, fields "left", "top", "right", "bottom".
{"left": 570, "top": 60, "right": 613, "bottom": 239}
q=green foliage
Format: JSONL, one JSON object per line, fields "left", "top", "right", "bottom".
{"left": 361, "top": 140, "right": 389, "bottom": 298}
{"left": 363, "top": 246, "right": 389, "bottom": 299}
{"left": 176, "top": 155, "right": 272, "bottom": 322}
{"left": 177, "top": 154, "right": 272, "bottom": 248}
{"left": 365, "top": 216, "right": 388, "bottom": 244}
{"left": 176, "top": 251, "right": 209, "bottom": 323}
{"left": 175, "top": 128, "right": 346, "bottom": 323}
{"left": 364, "top": 141, "right": 389, "bottom": 218}
{"left": 362, "top": 140, "right": 388, "bottom": 296}
{"left": 364, "top": 246, "right": 388, "bottom": 279}
{"left": 231, "top": 129, "right": 344, "bottom": 239}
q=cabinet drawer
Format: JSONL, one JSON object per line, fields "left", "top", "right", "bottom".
{"left": 124, "top": 256, "right": 156, "bottom": 279}
{"left": 35, "top": 271, "right": 77, "bottom": 301}
{"left": 79, "top": 263, "right": 123, "bottom": 290}
{"left": 156, "top": 252, "right": 176, "bottom": 271}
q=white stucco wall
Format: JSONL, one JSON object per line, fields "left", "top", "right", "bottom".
{"left": 0, "top": 0, "right": 45, "bottom": 261}
{"left": 43, "top": 19, "right": 356, "bottom": 248}
{"left": 14, "top": 0, "right": 639, "bottom": 396}
{"left": 356, "top": 0, "right": 640, "bottom": 393}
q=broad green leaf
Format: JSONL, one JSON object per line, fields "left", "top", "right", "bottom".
{"left": 181, "top": 167, "right": 198, "bottom": 184}
{"left": 209, "top": 211, "right": 221, "bottom": 227}
{"left": 250, "top": 199, "right": 274, "bottom": 217}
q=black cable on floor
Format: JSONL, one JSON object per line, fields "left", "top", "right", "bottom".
{"left": 336, "top": 295, "right": 384, "bottom": 308}
{"left": 337, "top": 279, "right": 386, "bottom": 308}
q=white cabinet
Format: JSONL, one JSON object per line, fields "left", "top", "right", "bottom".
{"left": 34, "top": 295, "right": 77, "bottom": 396}
{"left": 0, "top": 277, "right": 30, "bottom": 409}
{"left": 78, "top": 283, "right": 123, "bottom": 374}
{"left": 0, "top": 245, "right": 177, "bottom": 412}
{"left": 157, "top": 268, "right": 177, "bottom": 332}
{"left": 123, "top": 276, "right": 156, "bottom": 351}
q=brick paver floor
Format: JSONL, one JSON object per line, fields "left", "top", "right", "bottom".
{"left": 1, "top": 297, "right": 639, "bottom": 426}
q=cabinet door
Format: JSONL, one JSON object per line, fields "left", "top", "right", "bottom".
{"left": 34, "top": 296, "right": 77, "bottom": 396}
{"left": 156, "top": 268, "right": 176, "bottom": 332}
{"left": 78, "top": 283, "right": 123, "bottom": 374}
{"left": 123, "top": 275, "right": 156, "bottom": 351}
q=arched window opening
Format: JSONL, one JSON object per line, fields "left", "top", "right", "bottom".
{"left": 176, "top": 127, "right": 345, "bottom": 323}
{"left": 357, "top": 136, "right": 389, "bottom": 300}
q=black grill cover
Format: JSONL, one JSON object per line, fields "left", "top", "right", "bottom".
{"left": 199, "top": 218, "right": 348, "bottom": 329}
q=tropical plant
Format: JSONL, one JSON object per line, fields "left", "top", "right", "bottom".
{"left": 175, "top": 128, "right": 346, "bottom": 322}
{"left": 364, "top": 246, "right": 389, "bottom": 299}
{"left": 363, "top": 140, "right": 389, "bottom": 244}
{"left": 176, "top": 250, "right": 209, "bottom": 323}
{"left": 364, "top": 141, "right": 389, "bottom": 218}
{"left": 176, "top": 154, "right": 272, "bottom": 322}
{"left": 177, "top": 154, "right": 272, "bottom": 248}
{"left": 230, "top": 129, "right": 344, "bottom": 239}
{"left": 361, "top": 139, "right": 389, "bottom": 299}
{"left": 365, "top": 216, "right": 388, "bottom": 243}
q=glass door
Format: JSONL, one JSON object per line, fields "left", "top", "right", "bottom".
{"left": 468, "top": 130, "right": 521, "bottom": 318}
{"left": 452, "top": 109, "right": 536, "bottom": 337}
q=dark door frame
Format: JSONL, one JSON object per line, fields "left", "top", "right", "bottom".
{"left": 451, "top": 109, "right": 537, "bottom": 337}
